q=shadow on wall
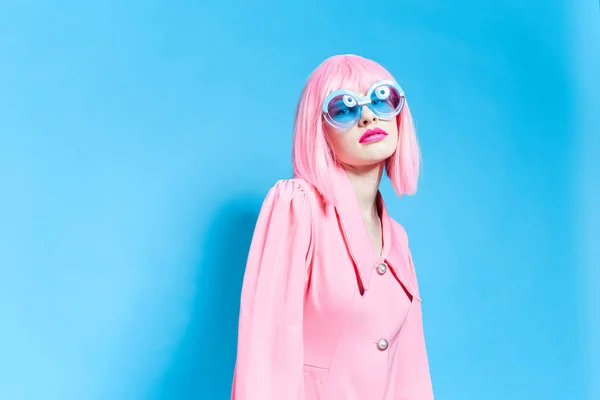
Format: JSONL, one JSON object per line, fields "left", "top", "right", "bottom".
{"left": 155, "top": 194, "right": 263, "bottom": 400}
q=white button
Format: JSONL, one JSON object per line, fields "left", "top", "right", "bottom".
{"left": 376, "top": 262, "right": 388, "bottom": 275}
{"left": 377, "top": 338, "right": 389, "bottom": 351}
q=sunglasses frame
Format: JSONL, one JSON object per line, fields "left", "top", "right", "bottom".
{"left": 322, "top": 80, "right": 406, "bottom": 129}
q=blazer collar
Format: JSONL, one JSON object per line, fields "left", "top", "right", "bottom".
{"left": 331, "top": 167, "right": 420, "bottom": 300}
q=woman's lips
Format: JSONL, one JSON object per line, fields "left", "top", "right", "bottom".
{"left": 359, "top": 128, "right": 388, "bottom": 144}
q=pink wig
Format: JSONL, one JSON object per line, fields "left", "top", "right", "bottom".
{"left": 292, "top": 54, "right": 421, "bottom": 205}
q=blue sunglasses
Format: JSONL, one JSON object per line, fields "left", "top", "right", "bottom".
{"left": 322, "top": 80, "right": 405, "bottom": 129}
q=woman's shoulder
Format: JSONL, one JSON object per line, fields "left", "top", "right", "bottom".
{"left": 265, "top": 178, "right": 322, "bottom": 205}
{"left": 388, "top": 215, "right": 410, "bottom": 245}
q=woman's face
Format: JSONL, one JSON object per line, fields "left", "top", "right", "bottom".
{"left": 324, "top": 85, "right": 399, "bottom": 168}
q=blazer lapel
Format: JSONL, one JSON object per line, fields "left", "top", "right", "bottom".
{"left": 385, "top": 229, "right": 421, "bottom": 302}
{"left": 332, "top": 173, "right": 378, "bottom": 294}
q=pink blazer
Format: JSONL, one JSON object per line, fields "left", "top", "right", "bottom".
{"left": 231, "top": 175, "right": 434, "bottom": 400}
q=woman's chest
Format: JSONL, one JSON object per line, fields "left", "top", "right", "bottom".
{"left": 304, "top": 221, "right": 412, "bottom": 338}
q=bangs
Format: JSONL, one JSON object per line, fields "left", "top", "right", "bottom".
{"left": 317, "top": 56, "right": 396, "bottom": 100}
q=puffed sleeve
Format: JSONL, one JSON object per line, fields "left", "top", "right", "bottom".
{"left": 230, "top": 179, "right": 313, "bottom": 400}
{"left": 395, "top": 250, "right": 434, "bottom": 400}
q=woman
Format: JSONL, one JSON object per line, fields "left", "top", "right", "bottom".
{"left": 230, "top": 54, "right": 434, "bottom": 400}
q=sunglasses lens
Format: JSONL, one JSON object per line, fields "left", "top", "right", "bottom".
{"left": 370, "top": 84, "right": 404, "bottom": 116}
{"left": 327, "top": 94, "right": 360, "bottom": 126}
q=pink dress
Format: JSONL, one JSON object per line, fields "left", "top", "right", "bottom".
{"left": 230, "top": 174, "right": 434, "bottom": 400}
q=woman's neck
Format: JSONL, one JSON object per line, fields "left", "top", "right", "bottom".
{"left": 342, "top": 162, "right": 384, "bottom": 221}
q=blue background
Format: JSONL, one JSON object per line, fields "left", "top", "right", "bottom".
{"left": 0, "top": 1, "right": 595, "bottom": 399}
{"left": 576, "top": 1, "right": 600, "bottom": 399}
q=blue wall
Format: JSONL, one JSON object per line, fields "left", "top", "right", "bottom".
{"left": 0, "top": 1, "right": 591, "bottom": 399}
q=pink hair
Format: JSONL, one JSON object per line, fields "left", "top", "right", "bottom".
{"left": 291, "top": 54, "right": 421, "bottom": 205}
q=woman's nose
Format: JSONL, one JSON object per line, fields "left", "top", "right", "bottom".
{"left": 359, "top": 106, "right": 378, "bottom": 126}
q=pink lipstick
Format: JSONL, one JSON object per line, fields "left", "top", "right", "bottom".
{"left": 359, "top": 127, "right": 388, "bottom": 144}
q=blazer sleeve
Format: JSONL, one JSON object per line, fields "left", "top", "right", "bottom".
{"left": 230, "top": 179, "right": 313, "bottom": 400}
{"left": 395, "top": 250, "right": 435, "bottom": 400}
